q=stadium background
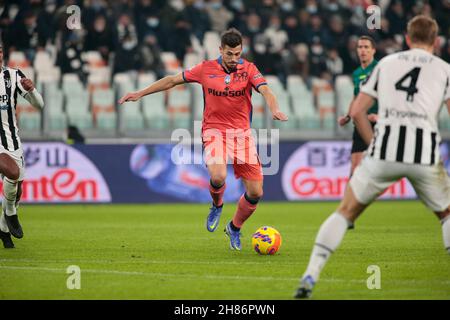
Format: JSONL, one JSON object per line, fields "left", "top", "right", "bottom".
{"left": 0, "top": 0, "right": 449, "bottom": 204}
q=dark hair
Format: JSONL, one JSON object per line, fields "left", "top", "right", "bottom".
{"left": 358, "top": 35, "right": 376, "bottom": 48}
{"left": 221, "top": 28, "right": 242, "bottom": 48}
{"left": 407, "top": 15, "right": 438, "bottom": 46}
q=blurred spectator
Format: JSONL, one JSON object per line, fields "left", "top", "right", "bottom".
{"left": 10, "top": 11, "right": 44, "bottom": 61}
{"left": 283, "top": 15, "right": 307, "bottom": 45}
{"left": 205, "top": 0, "right": 233, "bottom": 33}
{"left": 341, "top": 35, "right": 359, "bottom": 74}
{"left": 139, "top": 34, "right": 165, "bottom": 77}
{"left": 263, "top": 14, "right": 289, "bottom": 82}
{"left": 57, "top": 29, "right": 86, "bottom": 81}
{"left": 182, "top": 0, "right": 211, "bottom": 41}
{"left": 325, "top": 48, "right": 343, "bottom": 81}
{"left": 286, "top": 43, "right": 310, "bottom": 82}
{"left": 134, "top": 0, "right": 161, "bottom": 41}
{"left": 169, "top": 16, "right": 193, "bottom": 61}
{"left": 84, "top": 15, "right": 114, "bottom": 63}
{"left": 254, "top": 0, "right": 278, "bottom": 27}
{"left": 386, "top": 0, "right": 407, "bottom": 37}
{"left": 1, "top": 0, "right": 448, "bottom": 89}
{"left": 305, "top": 14, "right": 332, "bottom": 49}
{"left": 83, "top": 0, "right": 109, "bottom": 31}
{"left": 241, "top": 12, "right": 263, "bottom": 48}
{"left": 113, "top": 13, "right": 139, "bottom": 74}
{"left": 328, "top": 15, "right": 348, "bottom": 54}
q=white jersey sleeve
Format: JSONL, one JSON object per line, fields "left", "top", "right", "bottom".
{"left": 444, "top": 69, "right": 450, "bottom": 102}
{"left": 360, "top": 63, "right": 381, "bottom": 99}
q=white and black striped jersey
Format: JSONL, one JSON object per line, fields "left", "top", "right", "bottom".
{"left": 0, "top": 66, "right": 38, "bottom": 152}
{"left": 361, "top": 48, "right": 450, "bottom": 166}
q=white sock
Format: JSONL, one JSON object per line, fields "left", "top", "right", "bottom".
{"left": 303, "top": 212, "right": 351, "bottom": 281}
{"left": 2, "top": 178, "right": 18, "bottom": 216}
{"left": 0, "top": 211, "right": 9, "bottom": 232}
{"left": 442, "top": 216, "right": 450, "bottom": 255}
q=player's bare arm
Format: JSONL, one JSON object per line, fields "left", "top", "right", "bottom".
{"left": 349, "top": 92, "right": 375, "bottom": 145}
{"left": 118, "top": 73, "right": 185, "bottom": 104}
{"left": 446, "top": 99, "right": 450, "bottom": 114}
{"left": 258, "top": 85, "right": 288, "bottom": 121}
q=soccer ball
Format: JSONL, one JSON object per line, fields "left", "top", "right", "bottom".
{"left": 252, "top": 226, "right": 282, "bottom": 255}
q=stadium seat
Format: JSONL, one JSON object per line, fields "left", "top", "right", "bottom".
{"left": 114, "top": 73, "right": 136, "bottom": 97}
{"left": 190, "top": 84, "right": 204, "bottom": 121}
{"left": 62, "top": 73, "right": 84, "bottom": 95}
{"left": 138, "top": 72, "right": 156, "bottom": 89}
{"left": 272, "top": 92, "right": 297, "bottom": 129}
{"left": 203, "top": 31, "right": 220, "bottom": 60}
{"left": 161, "top": 52, "right": 181, "bottom": 74}
{"left": 251, "top": 90, "right": 266, "bottom": 129}
{"left": 313, "top": 78, "right": 336, "bottom": 130}
{"left": 120, "top": 101, "right": 145, "bottom": 131}
{"left": 335, "top": 75, "right": 353, "bottom": 116}
{"left": 46, "top": 110, "right": 68, "bottom": 131}
{"left": 183, "top": 52, "right": 201, "bottom": 69}
{"left": 265, "top": 75, "right": 285, "bottom": 95}
{"left": 142, "top": 92, "right": 169, "bottom": 130}
{"left": 16, "top": 95, "right": 41, "bottom": 132}
{"left": 96, "top": 111, "right": 117, "bottom": 131}
{"left": 7, "top": 51, "right": 30, "bottom": 69}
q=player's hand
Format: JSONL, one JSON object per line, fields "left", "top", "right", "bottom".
{"left": 118, "top": 92, "right": 142, "bottom": 104}
{"left": 272, "top": 110, "right": 288, "bottom": 121}
{"left": 338, "top": 115, "right": 351, "bottom": 126}
{"left": 20, "top": 78, "right": 34, "bottom": 92}
{"left": 367, "top": 114, "right": 378, "bottom": 123}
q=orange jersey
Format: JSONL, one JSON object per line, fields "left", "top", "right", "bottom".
{"left": 182, "top": 57, "right": 267, "bottom": 132}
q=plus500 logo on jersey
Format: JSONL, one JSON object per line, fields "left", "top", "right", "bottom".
{"left": 207, "top": 88, "right": 246, "bottom": 97}
{"left": 0, "top": 95, "right": 9, "bottom": 110}
{"left": 0, "top": 94, "right": 8, "bottom": 105}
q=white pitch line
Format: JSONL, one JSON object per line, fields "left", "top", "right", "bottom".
{"left": 1, "top": 265, "right": 450, "bottom": 286}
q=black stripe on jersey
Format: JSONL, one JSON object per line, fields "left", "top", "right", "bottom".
{"left": 16, "top": 69, "right": 26, "bottom": 95}
{"left": 414, "top": 128, "right": 423, "bottom": 164}
{"left": 396, "top": 125, "right": 407, "bottom": 162}
{"left": 380, "top": 125, "right": 391, "bottom": 160}
{"left": 370, "top": 127, "right": 378, "bottom": 157}
{"left": 3, "top": 70, "right": 19, "bottom": 150}
{"left": 0, "top": 111, "right": 7, "bottom": 150}
{"left": 430, "top": 132, "right": 437, "bottom": 165}
{"left": 13, "top": 72, "right": 18, "bottom": 110}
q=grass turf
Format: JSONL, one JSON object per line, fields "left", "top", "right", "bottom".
{"left": 0, "top": 201, "right": 449, "bottom": 300}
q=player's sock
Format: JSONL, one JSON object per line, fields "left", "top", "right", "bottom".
{"left": 441, "top": 215, "right": 450, "bottom": 254}
{"left": 0, "top": 211, "right": 9, "bottom": 233}
{"left": 2, "top": 178, "right": 18, "bottom": 216}
{"left": 303, "top": 212, "right": 351, "bottom": 281}
{"left": 232, "top": 193, "right": 260, "bottom": 228}
{"left": 209, "top": 180, "right": 226, "bottom": 207}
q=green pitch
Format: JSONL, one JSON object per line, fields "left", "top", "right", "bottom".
{"left": 0, "top": 201, "right": 449, "bottom": 300}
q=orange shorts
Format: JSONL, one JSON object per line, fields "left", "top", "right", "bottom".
{"left": 202, "top": 128, "right": 263, "bottom": 181}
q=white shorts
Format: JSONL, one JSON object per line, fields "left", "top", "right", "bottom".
{"left": 0, "top": 146, "right": 25, "bottom": 181}
{"left": 350, "top": 156, "right": 450, "bottom": 212}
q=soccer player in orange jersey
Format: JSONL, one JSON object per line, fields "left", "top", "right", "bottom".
{"left": 119, "top": 28, "right": 288, "bottom": 250}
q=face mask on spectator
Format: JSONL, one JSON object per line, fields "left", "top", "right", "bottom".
{"left": 280, "top": 2, "right": 294, "bottom": 12}
{"left": 170, "top": 0, "right": 185, "bottom": 11}
{"left": 230, "top": 0, "right": 243, "bottom": 11}
{"left": 306, "top": 4, "right": 318, "bottom": 14}
{"left": 193, "top": 0, "right": 205, "bottom": 10}
{"left": 45, "top": 3, "right": 56, "bottom": 13}
{"left": 147, "top": 17, "right": 159, "bottom": 27}
{"left": 210, "top": 2, "right": 222, "bottom": 10}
